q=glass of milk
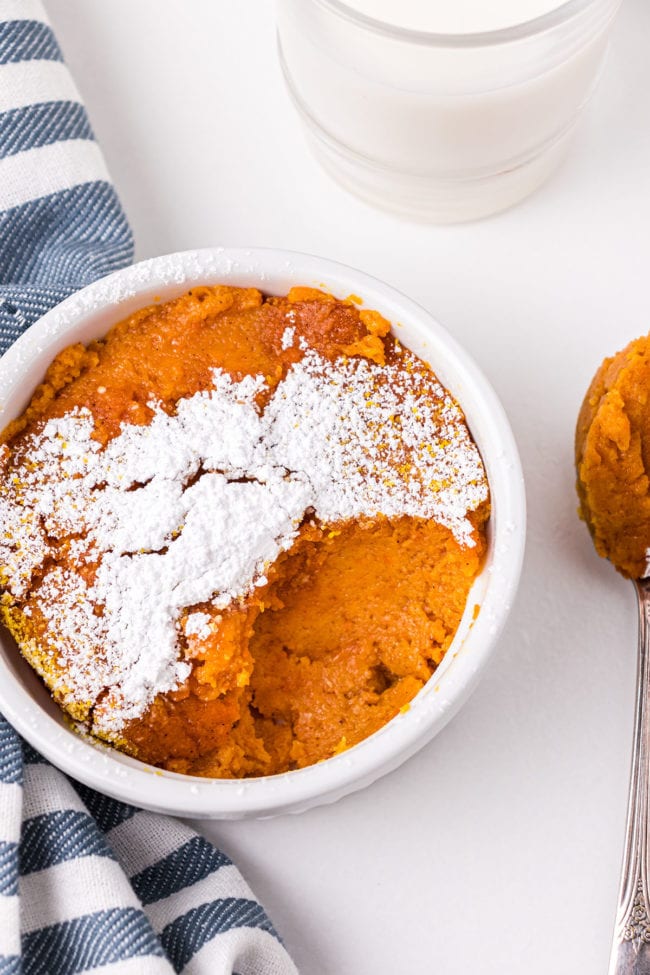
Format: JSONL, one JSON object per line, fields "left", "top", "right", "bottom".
{"left": 276, "top": 0, "right": 622, "bottom": 222}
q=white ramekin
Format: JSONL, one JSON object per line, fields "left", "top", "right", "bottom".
{"left": 0, "top": 248, "right": 525, "bottom": 819}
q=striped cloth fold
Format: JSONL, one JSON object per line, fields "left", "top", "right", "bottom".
{"left": 0, "top": 0, "right": 132, "bottom": 353}
{"left": 0, "top": 4, "right": 298, "bottom": 974}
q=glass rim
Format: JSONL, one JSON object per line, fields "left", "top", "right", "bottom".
{"left": 310, "top": 0, "right": 609, "bottom": 47}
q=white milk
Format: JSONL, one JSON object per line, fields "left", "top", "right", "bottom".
{"left": 277, "top": 0, "right": 622, "bottom": 221}
{"left": 338, "top": 0, "right": 567, "bottom": 34}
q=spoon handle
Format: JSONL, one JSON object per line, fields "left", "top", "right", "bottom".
{"left": 609, "top": 579, "right": 650, "bottom": 975}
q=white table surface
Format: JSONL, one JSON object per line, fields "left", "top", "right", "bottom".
{"left": 41, "top": 2, "right": 650, "bottom": 972}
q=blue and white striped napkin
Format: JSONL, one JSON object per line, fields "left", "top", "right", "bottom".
{"left": 0, "top": 4, "right": 298, "bottom": 973}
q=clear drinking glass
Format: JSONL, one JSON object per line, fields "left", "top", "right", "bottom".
{"left": 276, "top": 0, "right": 622, "bottom": 222}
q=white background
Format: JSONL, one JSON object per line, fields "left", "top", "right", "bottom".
{"left": 42, "top": 2, "right": 650, "bottom": 972}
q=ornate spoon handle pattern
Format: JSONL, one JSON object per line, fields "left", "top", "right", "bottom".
{"left": 610, "top": 579, "right": 650, "bottom": 975}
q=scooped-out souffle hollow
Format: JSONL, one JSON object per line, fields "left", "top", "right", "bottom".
{"left": 0, "top": 286, "right": 490, "bottom": 778}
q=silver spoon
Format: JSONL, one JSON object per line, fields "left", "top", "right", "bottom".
{"left": 574, "top": 337, "right": 650, "bottom": 973}
{"left": 609, "top": 577, "right": 650, "bottom": 974}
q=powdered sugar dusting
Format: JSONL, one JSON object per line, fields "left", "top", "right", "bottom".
{"left": 0, "top": 342, "right": 488, "bottom": 736}
{"left": 281, "top": 326, "right": 295, "bottom": 350}
{"left": 185, "top": 612, "right": 212, "bottom": 640}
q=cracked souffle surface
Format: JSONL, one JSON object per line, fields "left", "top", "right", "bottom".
{"left": 0, "top": 285, "right": 490, "bottom": 777}
{"left": 576, "top": 335, "right": 650, "bottom": 580}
